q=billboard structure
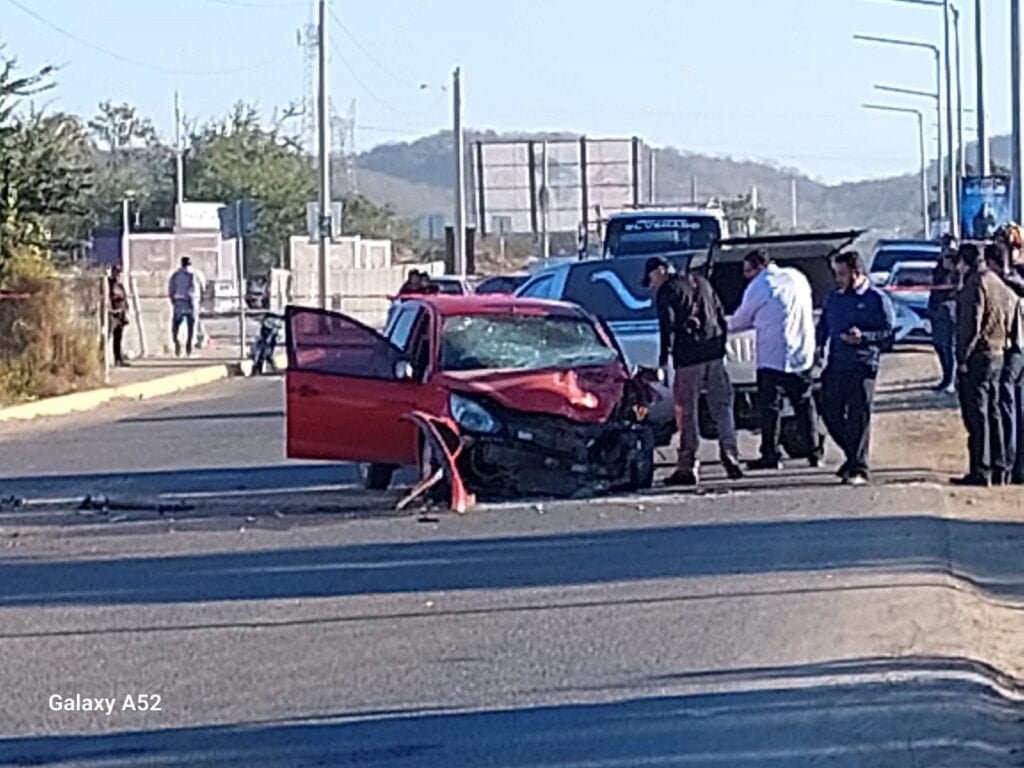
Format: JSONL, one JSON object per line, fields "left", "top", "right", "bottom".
{"left": 960, "top": 176, "right": 1011, "bottom": 240}
{"left": 472, "top": 137, "right": 647, "bottom": 240}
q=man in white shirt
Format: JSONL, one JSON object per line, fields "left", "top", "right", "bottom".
{"left": 729, "top": 249, "right": 823, "bottom": 469}
{"left": 168, "top": 256, "right": 207, "bottom": 357}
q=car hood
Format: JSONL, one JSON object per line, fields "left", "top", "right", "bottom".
{"left": 438, "top": 365, "right": 628, "bottom": 424}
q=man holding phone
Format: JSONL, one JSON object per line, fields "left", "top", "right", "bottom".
{"left": 816, "top": 251, "right": 894, "bottom": 485}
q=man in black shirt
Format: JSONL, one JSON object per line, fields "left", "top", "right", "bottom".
{"left": 644, "top": 257, "right": 743, "bottom": 486}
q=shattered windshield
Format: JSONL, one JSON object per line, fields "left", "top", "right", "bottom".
{"left": 440, "top": 314, "right": 619, "bottom": 372}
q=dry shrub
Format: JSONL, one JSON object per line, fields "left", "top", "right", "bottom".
{"left": 0, "top": 250, "right": 102, "bottom": 404}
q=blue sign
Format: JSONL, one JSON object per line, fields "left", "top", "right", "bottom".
{"left": 960, "top": 176, "right": 1011, "bottom": 240}
{"left": 218, "top": 200, "right": 258, "bottom": 239}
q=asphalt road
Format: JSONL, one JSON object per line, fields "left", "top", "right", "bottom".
{"left": 0, "top": 377, "right": 1021, "bottom": 766}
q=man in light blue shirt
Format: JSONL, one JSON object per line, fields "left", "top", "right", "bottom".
{"left": 168, "top": 256, "right": 206, "bottom": 357}
{"left": 729, "top": 249, "right": 823, "bottom": 469}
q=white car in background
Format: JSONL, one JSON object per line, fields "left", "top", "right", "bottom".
{"left": 882, "top": 261, "right": 937, "bottom": 342}
{"left": 869, "top": 239, "right": 940, "bottom": 286}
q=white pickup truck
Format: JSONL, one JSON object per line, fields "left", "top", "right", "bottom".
{"left": 516, "top": 230, "right": 865, "bottom": 458}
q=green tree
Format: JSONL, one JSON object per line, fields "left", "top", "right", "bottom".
{"left": 84, "top": 101, "right": 174, "bottom": 229}
{"left": 188, "top": 103, "right": 314, "bottom": 271}
{"left": 341, "top": 194, "right": 417, "bottom": 249}
{"left": 0, "top": 51, "right": 91, "bottom": 270}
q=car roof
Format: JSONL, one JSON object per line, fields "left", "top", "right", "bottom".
{"left": 891, "top": 260, "right": 937, "bottom": 270}
{"left": 407, "top": 294, "right": 584, "bottom": 317}
{"left": 874, "top": 240, "right": 940, "bottom": 251}
{"left": 608, "top": 210, "right": 718, "bottom": 220}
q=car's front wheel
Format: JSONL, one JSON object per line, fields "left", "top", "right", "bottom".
{"left": 362, "top": 463, "right": 396, "bottom": 491}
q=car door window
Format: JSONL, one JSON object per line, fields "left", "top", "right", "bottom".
{"left": 387, "top": 305, "right": 422, "bottom": 351}
{"left": 287, "top": 307, "right": 403, "bottom": 380}
{"left": 519, "top": 274, "right": 555, "bottom": 299}
{"left": 405, "top": 313, "right": 434, "bottom": 381}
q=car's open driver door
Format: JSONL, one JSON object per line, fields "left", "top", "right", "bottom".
{"left": 285, "top": 306, "right": 419, "bottom": 465}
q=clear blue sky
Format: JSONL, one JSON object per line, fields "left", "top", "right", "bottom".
{"left": 1, "top": 0, "right": 1013, "bottom": 183}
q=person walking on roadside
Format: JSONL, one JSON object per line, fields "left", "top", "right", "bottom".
{"left": 729, "top": 249, "right": 823, "bottom": 470}
{"left": 986, "top": 241, "right": 1024, "bottom": 485}
{"left": 816, "top": 252, "right": 894, "bottom": 485}
{"left": 953, "top": 243, "right": 1013, "bottom": 486}
{"left": 108, "top": 265, "right": 130, "bottom": 367}
{"left": 644, "top": 256, "right": 744, "bottom": 486}
{"left": 168, "top": 256, "right": 206, "bottom": 358}
{"left": 928, "top": 237, "right": 959, "bottom": 393}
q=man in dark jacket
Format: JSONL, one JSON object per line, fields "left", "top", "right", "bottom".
{"left": 644, "top": 256, "right": 743, "bottom": 486}
{"left": 816, "top": 251, "right": 894, "bottom": 485}
{"left": 986, "top": 242, "right": 1024, "bottom": 484}
{"left": 954, "top": 243, "right": 1013, "bottom": 486}
{"left": 928, "top": 237, "right": 959, "bottom": 393}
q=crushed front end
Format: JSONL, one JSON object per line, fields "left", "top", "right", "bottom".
{"left": 448, "top": 377, "right": 656, "bottom": 500}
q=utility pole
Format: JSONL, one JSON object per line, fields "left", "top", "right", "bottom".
{"left": 975, "top": 0, "right": 989, "bottom": 175}
{"left": 317, "top": 0, "right": 331, "bottom": 310}
{"left": 790, "top": 177, "right": 798, "bottom": 230}
{"left": 690, "top": 176, "right": 698, "bottom": 205}
{"left": 174, "top": 91, "right": 184, "bottom": 225}
{"left": 865, "top": 104, "right": 931, "bottom": 238}
{"left": 452, "top": 67, "right": 466, "bottom": 276}
{"left": 943, "top": 1, "right": 958, "bottom": 235}
{"left": 1014, "top": 0, "right": 1023, "bottom": 222}
{"left": 235, "top": 200, "right": 247, "bottom": 360}
{"left": 649, "top": 148, "right": 656, "bottom": 205}
{"left": 951, "top": 4, "right": 965, "bottom": 182}
{"left": 540, "top": 139, "right": 550, "bottom": 260}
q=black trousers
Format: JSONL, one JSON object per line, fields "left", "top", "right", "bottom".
{"left": 999, "top": 350, "right": 1024, "bottom": 483}
{"left": 821, "top": 366, "right": 876, "bottom": 474}
{"left": 756, "top": 367, "right": 822, "bottom": 462}
{"left": 111, "top": 323, "right": 126, "bottom": 365}
{"left": 958, "top": 351, "right": 1006, "bottom": 480}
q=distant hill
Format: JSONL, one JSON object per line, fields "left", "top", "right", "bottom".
{"left": 352, "top": 129, "right": 1013, "bottom": 239}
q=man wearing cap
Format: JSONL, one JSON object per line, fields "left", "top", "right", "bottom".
{"left": 644, "top": 257, "right": 744, "bottom": 486}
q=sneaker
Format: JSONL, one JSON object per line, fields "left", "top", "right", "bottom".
{"left": 174, "top": 341, "right": 182, "bottom": 358}
{"left": 723, "top": 458, "right": 745, "bottom": 480}
{"left": 808, "top": 455, "right": 824, "bottom": 469}
{"left": 747, "top": 457, "right": 783, "bottom": 471}
{"left": 950, "top": 474, "right": 990, "bottom": 487}
{"left": 847, "top": 472, "right": 869, "bottom": 487}
{"left": 836, "top": 464, "right": 852, "bottom": 482}
{"left": 664, "top": 470, "right": 698, "bottom": 487}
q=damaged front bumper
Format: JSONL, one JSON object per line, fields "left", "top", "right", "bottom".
{"left": 402, "top": 405, "right": 655, "bottom": 512}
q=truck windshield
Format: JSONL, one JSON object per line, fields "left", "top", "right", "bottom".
{"left": 440, "top": 314, "right": 618, "bottom": 372}
{"left": 604, "top": 216, "right": 721, "bottom": 257}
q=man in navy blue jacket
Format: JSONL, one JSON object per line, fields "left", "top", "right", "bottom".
{"left": 816, "top": 251, "right": 895, "bottom": 484}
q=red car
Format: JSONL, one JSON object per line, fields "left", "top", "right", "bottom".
{"left": 285, "top": 295, "right": 658, "bottom": 511}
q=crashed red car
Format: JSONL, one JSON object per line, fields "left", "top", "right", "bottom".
{"left": 285, "top": 296, "right": 659, "bottom": 510}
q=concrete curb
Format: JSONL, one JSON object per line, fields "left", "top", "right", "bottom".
{"left": 0, "top": 362, "right": 241, "bottom": 423}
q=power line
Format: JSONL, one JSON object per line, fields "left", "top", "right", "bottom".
{"left": 328, "top": 38, "right": 415, "bottom": 116}
{"left": 327, "top": 7, "right": 421, "bottom": 90}
{"left": 4, "top": 0, "right": 293, "bottom": 76}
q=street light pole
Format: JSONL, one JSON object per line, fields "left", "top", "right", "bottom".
{"left": 452, "top": 66, "right": 466, "bottom": 277}
{"left": 1014, "top": 0, "right": 1023, "bottom": 223}
{"left": 951, "top": 4, "right": 965, "bottom": 182}
{"left": 974, "top": 0, "right": 989, "bottom": 175}
{"left": 943, "top": 1, "right": 958, "bottom": 234}
{"left": 317, "top": 0, "right": 330, "bottom": 310}
{"left": 854, "top": 35, "right": 946, "bottom": 225}
{"left": 864, "top": 103, "right": 931, "bottom": 237}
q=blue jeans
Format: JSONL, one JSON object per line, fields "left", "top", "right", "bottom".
{"left": 999, "top": 350, "right": 1024, "bottom": 482}
{"left": 931, "top": 307, "right": 956, "bottom": 388}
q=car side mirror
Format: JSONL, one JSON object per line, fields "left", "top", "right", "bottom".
{"left": 394, "top": 360, "right": 415, "bottom": 382}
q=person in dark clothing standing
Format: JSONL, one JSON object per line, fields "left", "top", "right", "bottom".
{"left": 644, "top": 256, "right": 743, "bottom": 486}
{"left": 986, "top": 242, "right": 1024, "bottom": 484}
{"left": 108, "top": 266, "right": 130, "bottom": 367}
{"left": 928, "top": 238, "right": 959, "bottom": 393}
{"left": 953, "top": 243, "right": 1013, "bottom": 486}
{"left": 815, "top": 251, "right": 894, "bottom": 485}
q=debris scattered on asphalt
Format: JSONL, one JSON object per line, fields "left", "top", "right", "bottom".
{"left": 109, "top": 514, "right": 128, "bottom": 523}
{"left": 245, "top": 516, "right": 256, "bottom": 523}
{"left": 534, "top": 503, "right": 545, "bottom": 515}
{"left": 0, "top": 495, "right": 25, "bottom": 509}
{"left": 417, "top": 515, "right": 440, "bottom": 524}
{"left": 424, "top": 600, "right": 435, "bottom": 608}
{"left": 79, "top": 495, "right": 194, "bottom": 514}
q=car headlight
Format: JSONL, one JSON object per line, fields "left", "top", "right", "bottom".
{"left": 449, "top": 393, "right": 501, "bottom": 434}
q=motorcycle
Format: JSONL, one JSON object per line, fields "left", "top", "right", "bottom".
{"left": 250, "top": 313, "right": 285, "bottom": 375}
